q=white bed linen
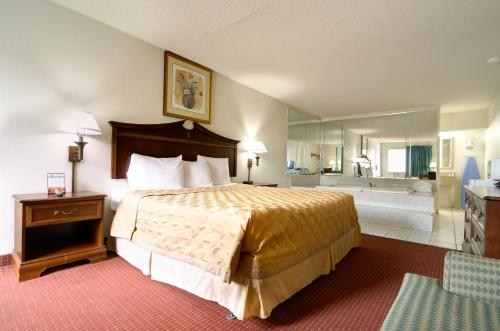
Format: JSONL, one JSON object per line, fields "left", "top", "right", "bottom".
{"left": 115, "top": 238, "right": 151, "bottom": 276}
{"left": 110, "top": 188, "right": 133, "bottom": 211}
{"left": 110, "top": 184, "right": 239, "bottom": 211}
{"left": 114, "top": 226, "right": 357, "bottom": 320}
{"left": 150, "top": 247, "right": 332, "bottom": 319}
{"left": 127, "top": 154, "right": 184, "bottom": 190}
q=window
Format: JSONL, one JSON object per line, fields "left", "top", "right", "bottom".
{"left": 388, "top": 148, "right": 406, "bottom": 173}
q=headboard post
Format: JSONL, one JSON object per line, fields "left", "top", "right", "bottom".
{"left": 108, "top": 121, "right": 239, "bottom": 179}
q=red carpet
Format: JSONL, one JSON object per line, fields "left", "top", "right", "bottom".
{"left": 0, "top": 235, "right": 447, "bottom": 330}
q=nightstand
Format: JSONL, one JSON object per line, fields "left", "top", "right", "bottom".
{"left": 12, "top": 192, "right": 107, "bottom": 281}
{"left": 242, "top": 182, "right": 278, "bottom": 188}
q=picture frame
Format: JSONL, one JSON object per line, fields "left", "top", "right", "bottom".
{"left": 47, "top": 173, "right": 66, "bottom": 196}
{"left": 163, "top": 51, "right": 212, "bottom": 124}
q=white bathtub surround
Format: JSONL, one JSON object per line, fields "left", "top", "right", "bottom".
{"left": 290, "top": 184, "right": 459, "bottom": 249}
{"left": 320, "top": 176, "right": 437, "bottom": 192}
{"left": 316, "top": 185, "right": 436, "bottom": 231}
{"left": 413, "top": 181, "right": 432, "bottom": 193}
{"left": 359, "top": 208, "right": 462, "bottom": 250}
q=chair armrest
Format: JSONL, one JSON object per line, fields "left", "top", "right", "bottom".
{"left": 443, "top": 251, "right": 500, "bottom": 304}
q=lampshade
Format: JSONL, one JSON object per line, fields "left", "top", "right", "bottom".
{"left": 465, "top": 136, "right": 474, "bottom": 150}
{"left": 329, "top": 160, "right": 336, "bottom": 166}
{"left": 242, "top": 140, "right": 267, "bottom": 154}
{"left": 59, "top": 111, "right": 102, "bottom": 136}
{"left": 429, "top": 162, "right": 437, "bottom": 169}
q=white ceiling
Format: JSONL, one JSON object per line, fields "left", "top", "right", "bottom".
{"left": 50, "top": 0, "right": 500, "bottom": 118}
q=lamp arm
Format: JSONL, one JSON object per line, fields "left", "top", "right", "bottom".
{"left": 243, "top": 158, "right": 254, "bottom": 184}
{"left": 255, "top": 154, "right": 261, "bottom": 166}
{"left": 70, "top": 135, "right": 87, "bottom": 162}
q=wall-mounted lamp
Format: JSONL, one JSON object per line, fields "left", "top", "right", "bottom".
{"left": 465, "top": 136, "right": 474, "bottom": 150}
{"left": 59, "top": 111, "right": 102, "bottom": 192}
{"left": 242, "top": 140, "right": 267, "bottom": 184}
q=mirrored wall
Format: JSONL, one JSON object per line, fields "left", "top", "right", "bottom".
{"left": 287, "top": 109, "right": 321, "bottom": 176}
{"left": 338, "top": 110, "right": 439, "bottom": 179}
{"left": 287, "top": 109, "right": 439, "bottom": 181}
{"left": 322, "top": 121, "right": 343, "bottom": 174}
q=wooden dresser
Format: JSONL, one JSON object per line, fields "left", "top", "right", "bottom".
{"left": 12, "top": 192, "right": 107, "bottom": 281}
{"left": 463, "top": 186, "right": 500, "bottom": 259}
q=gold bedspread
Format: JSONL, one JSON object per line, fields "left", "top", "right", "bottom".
{"left": 111, "top": 184, "right": 360, "bottom": 283}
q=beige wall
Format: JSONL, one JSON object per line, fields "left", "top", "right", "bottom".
{"left": 485, "top": 91, "right": 500, "bottom": 168}
{"left": 440, "top": 109, "right": 489, "bottom": 132}
{"left": 440, "top": 130, "right": 486, "bottom": 208}
{"left": 438, "top": 108, "right": 490, "bottom": 207}
{"left": 0, "top": 1, "right": 288, "bottom": 255}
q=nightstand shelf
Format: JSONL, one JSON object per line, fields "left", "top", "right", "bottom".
{"left": 12, "top": 192, "right": 107, "bottom": 281}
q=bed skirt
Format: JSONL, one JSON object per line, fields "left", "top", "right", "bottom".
{"left": 149, "top": 227, "right": 360, "bottom": 319}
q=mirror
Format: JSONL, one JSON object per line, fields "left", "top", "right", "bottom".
{"left": 406, "top": 110, "right": 439, "bottom": 178}
{"left": 336, "top": 110, "right": 439, "bottom": 179}
{"left": 440, "top": 138, "right": 453, "bottom": 169}
{"left": 321, "top": 121, "right": 343, "bottom": 175}
{"left": 287, "top": 109, "right": 321, "bottom": 176}
{"left": 286, "top": 108, "right": 439, "bottom": 181}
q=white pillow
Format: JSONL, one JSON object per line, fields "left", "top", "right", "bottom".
{"left": 197, "top": 155, "right": 231, "bottom": 185}
{"left": 127, "top": 154, "right": 183, "bottom": 190}
{"left": 183, "top": 159, "right": 214, "bottom": 188}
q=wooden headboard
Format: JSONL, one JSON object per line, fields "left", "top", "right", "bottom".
{"left": 109, "top": 121, "right": 240, "bottom": 179}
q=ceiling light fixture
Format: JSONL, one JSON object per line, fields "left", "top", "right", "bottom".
{"left": 487, "top": 56, "right": 500, "bottom": 65}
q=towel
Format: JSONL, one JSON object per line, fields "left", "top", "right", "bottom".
{"left": 461, "top": 156, "right": 480, "bottom": 208}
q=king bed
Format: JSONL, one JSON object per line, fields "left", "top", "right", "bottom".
{"left": 108, "top": 120, "right": 361, "bottom": 320}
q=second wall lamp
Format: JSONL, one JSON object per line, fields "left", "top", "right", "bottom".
{"left": 242, "top": 140, "right": 267, "bottom": 184}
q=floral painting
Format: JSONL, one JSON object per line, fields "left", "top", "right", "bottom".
{"left": 164, "top": 51, "right": 212, "bottom": 123}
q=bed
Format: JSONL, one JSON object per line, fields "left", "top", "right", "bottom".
{"left": 108, "top": 120, "right": 361, "bottom": 320}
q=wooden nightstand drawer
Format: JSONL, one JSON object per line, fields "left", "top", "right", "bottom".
{"left": 26, "top": 200, "right": 102, "bottom": 227}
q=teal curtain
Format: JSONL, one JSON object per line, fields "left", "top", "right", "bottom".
{"left": 406, "top": 145, "right": 432, "bottom": 177}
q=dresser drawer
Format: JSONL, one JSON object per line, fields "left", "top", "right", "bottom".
{"left": 464, "top": 209, "right": 472, "bottom": 235}
{"left": 472, "top": 195, "right": 486, "bottom": 229}
{"left": 25, "top": 200, "right": 103, "bottom": 227}
{"left": 464, "top": 190, "right": 474, "bottom": 211}
{"left": 470, "top": 219, "right": 485, "bottom": 256}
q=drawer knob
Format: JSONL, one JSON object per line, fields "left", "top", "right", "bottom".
{"left": 53, "top": 208, "right": 79, "bottom": 216}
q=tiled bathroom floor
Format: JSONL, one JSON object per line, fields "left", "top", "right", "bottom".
{"left": 359, "top": 208, "right": 463, "bottom": 250}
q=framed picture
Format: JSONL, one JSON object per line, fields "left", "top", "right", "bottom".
{"left": 47, "top": 173, "right": 66, "bottom": 196}
{"left": 163, "top": 51, "right": 212, "bottom": 124}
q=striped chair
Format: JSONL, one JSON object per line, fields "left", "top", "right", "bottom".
{"left": 380, "top": 251, "right": 500, "bottom": 331}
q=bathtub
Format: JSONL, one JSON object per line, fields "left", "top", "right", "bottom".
{"left": 321, "top": 185, "right": 413, "bottom": 194}
{"left": 314, "top": 185, "right": 435, "bottom": 231}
